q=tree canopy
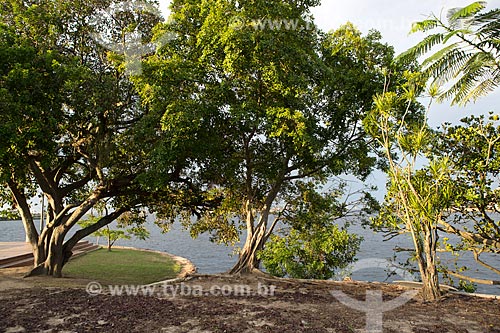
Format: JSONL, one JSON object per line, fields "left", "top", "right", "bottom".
{"left": 136, "top": 0, "right": 410, "bottom": 274}
{"left": 369, "top": 1, "right": 500, "bottom": 299}
{"left": 0, "top": 0, "right": 184, "bottom": 277}
{"left": 433, "top": 115, "right": 500, "bottom": 279}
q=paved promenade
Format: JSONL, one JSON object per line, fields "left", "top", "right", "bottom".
{"left": 0, "top": 242, "right": 31, "bottom": 261}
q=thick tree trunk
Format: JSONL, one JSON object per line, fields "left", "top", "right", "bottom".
{"left": 26, "top": 226, "right": 71, "bottom": 278}
{"left": 421, "top": 263, "right": 441, "bottom": 300}
{"left": 45, "top": 227, "right": 67, "bottom": 277}
{"left": 25, "top": 207, "right": 129, "bottom": 277}
{"left": 229, "top": 199, "right": 279, "bottom": 275}
{"left": 229, "top": 170, "right": 283, "bottom": 275}
{"left": 229, "top": 222, "right": 267, "bottom": 274}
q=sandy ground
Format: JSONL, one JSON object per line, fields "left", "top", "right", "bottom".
{"left": 0, "top": 267, "right": 499, "bottom": 333}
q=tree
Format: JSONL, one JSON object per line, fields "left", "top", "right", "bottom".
{"left": 432, "top": 115, "right": 500, "bottom": 281}
{"left": 258, "top": 183, "right": 363, "bottom": 279}
{"left": 399, "top": 1, "right": 500, "bottom": 106}
{"left": 364, "top": 72, "right": 454, "bottom": 301}
{"left": 79, "top": 211, "right": 150, "bottom": 251}
{"left": 137, "top": 0, "right": 405, "bottom": 274}
{"left": 395, "top": 1, "right": 500, "bottom": 288}
{"left": 0, "top": 0, "right": 183, "bottom": 277}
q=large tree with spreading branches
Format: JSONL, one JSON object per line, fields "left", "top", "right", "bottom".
{"left": 0, "top": 0, "right": 195, "bottom": 277}
{"left": 136, "top": 0, "right": 410, "bottom": 274}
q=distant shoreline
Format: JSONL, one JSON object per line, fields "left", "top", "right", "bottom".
{"left": 0, "top": 214, "right": 41, "bottom": 221}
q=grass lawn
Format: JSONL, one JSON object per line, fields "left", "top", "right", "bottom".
{"left": 63, "top": 248, "right": 182, "bottom": 285}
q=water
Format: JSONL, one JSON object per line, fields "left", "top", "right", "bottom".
{"left": 1, "top": 218, "right": 498, "bottom": 295}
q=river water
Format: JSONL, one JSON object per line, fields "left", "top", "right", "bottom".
{"left": 1, "top": 218, "right": 498, "bottom": 295}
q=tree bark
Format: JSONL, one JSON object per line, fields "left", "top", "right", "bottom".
{"left": 25, "top": 226, "right": 68, "bottom": 277}
{"left": 229, "top": 221, "right": 267, "bottom": 274}
{"left": 418, "top": 228, "right": 441, "bottom": 301}
{"left": 25, "top": 207, "right": 129, "bottom": 277}
{"left": 45, "top": 227, "right": 67, "bottom": 277}
{"left": 420, "top": 263, "right": 441, "bottom": 301}
{"left": 229, "top": 196, "right": 279, "bottom": 275}
{"left": 9, "top": 180, "right": 47, "bottom": 268}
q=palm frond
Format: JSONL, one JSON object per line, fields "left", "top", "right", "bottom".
{"left": 447, "top": 2, "right": 486, "bottom": 31}
{"left": 398, "top": 33, "right": 444, "bottom": 62}
{"left": 443, "top": 29, "right": 472, "bottom": 43}
{"left": 404, "top": 1, "right": 500, "bottom": 105}
{"left": 462, "top": 73, "right": 499, "bottom": 104}
{"left": 448, "top": 1, "right": 487, "bottom": 22}
{"left": 475, "top": 10, "right": 500, "bottom": 46}
{"left": 422, "top": 44, "right": 471, "bottom": 81}
{"left": 410, "top": 19, "right": 440, "bottom": 34}
{"left": 440, "top": 53, "right": 496, "bottom": 105}
{"left": 471, "top": 8, "right": 500, "bottom": 26}
{"left": 478, "top": 39, "right": 500, "bottom": 57}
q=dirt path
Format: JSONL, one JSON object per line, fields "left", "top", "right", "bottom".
{"left": 0, "top": 271, "right": 499, "bottom": 333}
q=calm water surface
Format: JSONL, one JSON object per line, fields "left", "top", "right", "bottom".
{"left": 1, "top": 218, "right": 498, "bottom": 295}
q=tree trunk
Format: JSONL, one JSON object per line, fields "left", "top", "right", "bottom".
{"left": 229, "top": 199, "right": 278, "bottom": 275}
{"left": 45, "top": 227, "right": 68, "bottom": 277}
{"left": 25, "top": 207, "right": 129, "bottom": 277}
{"left": 421, "top": 264, "right": 441, "bottom": 300}
{"left": 416, "top": 228, "right": 441, "bottom": 301}
{"left": 229, "top": 221, "right": 267, "bottom": 274}
{"left": 12, "top": 183, "right": 48, "bottom": 272}
{"left": 26, "top": 226, "right": 71, "bottom": 278}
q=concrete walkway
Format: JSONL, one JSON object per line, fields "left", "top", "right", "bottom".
{"left": 0, "top": 241, "right": 99, "bottom": 268}
{"left": 0, "top": 242, "right": 32, "bottom": 261}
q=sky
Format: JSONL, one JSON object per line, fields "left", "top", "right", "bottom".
{"left": 157, "top": 0, "right": 500, "bottom": 198}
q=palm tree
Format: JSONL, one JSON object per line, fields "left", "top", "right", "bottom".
{"left": 399, "top": 1, "right": 500, "bottom": 106}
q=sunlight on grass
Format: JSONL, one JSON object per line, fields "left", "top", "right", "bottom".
{"left": 64, "top": 248, "right": 181, "bottom": 285}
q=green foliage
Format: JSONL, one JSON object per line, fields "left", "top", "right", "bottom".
{"left": 0, "top": 0, "right": 183, "bottom": 276}
{"left": 400, "top": 1, "right": 500, "bottom": 105}
{"left": 395, "top": 1, "right": 500, "bottom": 283}
{"left": 79, "top": 211, "right": 150, "bottom": 250}
{"left": 136, "top": 1, "right": 404, "bottom": 263}
{"left": 259, "top": 183, "right": 367, "bottom": 279}
{"left": 364, "top": 72, "right": 448, "bottom": 299}
{"left": 432, "top": 114, "right": 500, "bottom": 261}
{"left": 259, "top": 226, "right": 360, "bottom": 279}
{"left": 457, "top": 279, "right": 477, "bottom": 293}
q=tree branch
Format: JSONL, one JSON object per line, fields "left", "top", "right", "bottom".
{"left": 60, "top": 173, "right": 94, "bottom": 197}
{"left": 438, "top": 219, "right": 500, "bottom": 252}
{"left": 63, "top": 206, "right": 130, "bottom": 252}
{"left": 8, "top": 179, "right": 39, "bottom": 244}
{"left": 27, "top": 156, "right": 63, "bottom": 212}
{"left": 445, "top": 270, "right": 500, "bottom": 285}
{"left": 473, "top": 250, "right": 500, "bottom": 275}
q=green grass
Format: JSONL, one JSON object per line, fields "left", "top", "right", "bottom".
{"left": 63, "top": 248, "right": 182, "bottom": 285}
